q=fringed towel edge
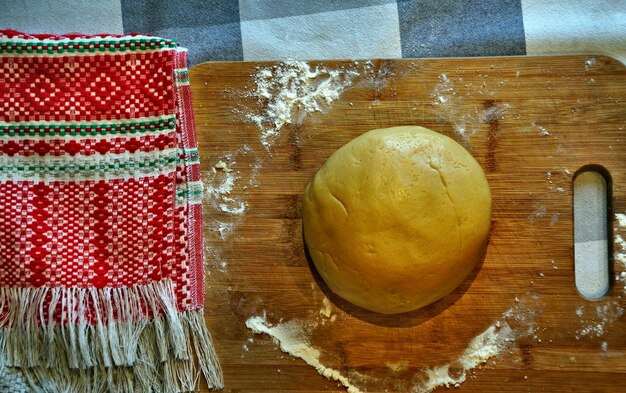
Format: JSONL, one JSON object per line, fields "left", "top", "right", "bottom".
{"left": 0, "top": 279, "right": 223, "bottom": 392}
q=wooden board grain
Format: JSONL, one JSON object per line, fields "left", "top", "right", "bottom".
{"left": 190, "top": 56, "right": 626, "bottom": 392}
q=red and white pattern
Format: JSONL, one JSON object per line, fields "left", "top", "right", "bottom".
{"left": 0, "top": 132, "right": 177, "bottom": 156}
{"left": 0, "top": 175, "right": 179, "bottom": 288}
{"left": 0, "top": 52, "right": 176, "bottom": 122}
{"left": 0, "top": 31, "right": 201, "bottom": 310}
{"left": 0, "top": 30, "right": 221, "bottom": 391}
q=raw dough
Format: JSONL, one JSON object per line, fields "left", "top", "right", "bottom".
{"left": 303, "top": 126, "right": 491, "bottom": 314}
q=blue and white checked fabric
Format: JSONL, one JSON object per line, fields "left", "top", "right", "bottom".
{"left": 1, "top": 0, "right": 624, "bottom": 65}
{"left": 0, "top": 1, "right": 623, "bottom": 392}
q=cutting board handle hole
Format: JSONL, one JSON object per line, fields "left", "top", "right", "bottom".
{"left": 573, "top": 166, "right": 612, "bottom": 300}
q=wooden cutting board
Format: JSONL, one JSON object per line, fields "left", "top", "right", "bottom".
{"left": 190, "top": 56, "right": 626, "bottom": 392}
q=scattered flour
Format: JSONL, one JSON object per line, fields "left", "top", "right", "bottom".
{"left": 546, "top": 170, "right": 566, "bottom": 193}
{"left": 207, "top": 60, "right": 393, "bottom": 272}
{"left": 218, "top": 260, "right": 228, "bottom": 271}
{"left": 431, "top": 74, "right": 471, "bottom": 143}
{"left": 431, "top": 73, "right": 509, "bottom": 145}
{"left": 317, "top": 297, "right": 338, "bottom": 325}
{"left": 575, "top": 300, "right": 624, "bottom": 339}
{"left": 242, "top": 61, "right": 358, "bottom": 149}
{"left": 576, "top": 306, "right": 584, "bottom": 318}
{"left": 245, "top": 315, "right": 364, "bottom": 393}
{"left": 245, "top": 296, "right": 542, "bottom": 393}
{"left": 360, "top": 60, "right": 395, "bottom": 104}
{"left": 256, "top": 288, "right": 544, "bottom": 391}
{"left": 615, "top": 234, "right": 626, "bottom": 265}
{"left": 203, "top": 160, "right": 246, "bottom": 270}
{"left": 432, "top": 74, "right": 457, "bottom": 107}
{"left": 550, "top": 213, "right": 561, "bottom": 225}
{"left": 416, "top": 295, "right": 540, "bottom": 392}
{"left": 479, "top": 103, "right": 510, "bottom": 124}
{"left": 532, "top": 122, "right": 551, "bottom": 136}
{"left": 386, "top": 360, "right": 410, "bottom": 373}
{"left": 204, "top": 161, "right": 247, "bottom": 216}
{"left": 214, "top": 160, "right": 233, "bottom": 172}
{"left": 584, "top": 58, "right": 597, "bottom": 71}
{"left": 320, "top": 297, "right": 333, "bottom": 319}
{"left": 204, "top": 244, "right": 225, "bottom": 273}
{"left": 615, "top": 213, "right": 626, "bottom": 293}
{"left": 215, "top": 221, "right": 235, "bottom": 240}
{"left": 528, "top": 204, "right": 547, "bottom": 221}
{"left": 203, "top": 148, "right": 259, "bottom": 270}
{"left": 416, "top": 323, "right": 515, "bottom": 392}
{"left": 601, "top": 341, "right": 608, "bottom": 352}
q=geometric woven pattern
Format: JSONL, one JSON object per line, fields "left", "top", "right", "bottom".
{"left": 0, "top": 30, "right": 221, "bottom": 392}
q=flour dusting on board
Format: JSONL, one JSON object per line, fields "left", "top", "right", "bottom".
{"left": 203, "top": 146, "right": 258, "bottom": 271}
{"left": 546, "top": 170, "right": 566, "bottom": 193}
{"left": 431, "top": 74, "right": 469, "bottom": 141}
{"left": 203, "top": 159, "right": 242, "bottom": 270}
{"left": 205, "top": 61, "right": 360, "bottom": 271}
{"left": 431, "top": 73, "right": 510, "bottom": 145}
{"left": 584, "top": 57, "right": 597, "bottom": 71}
{"left": 243, "top": 61, "right": 358, "bottom": 149}
{"left": 575, "top": 300, "right": 624, "bottom": 339}
{"left": 479, "top": 103, "right": 510, "bottom": 124}
{"left": 416, "top": 323, "right": 516, "bottom": 392}
{"left": 528, "top": 203, "right": 547, "bottom": 221}
{"left": 386, "top": 360, "right": 410, "bottom": 372}
{"left": 416, "top": 294, "right": 540, "bottom": 392}
{"left": 245, "top": 296, "right": 541, "bottom": 393}
{"left": 532, "top": 122, "right": 551, "bottom": 137}
{"left": 204, "top": 156, "right": 247, "bottom": 216}
{"left": 616, "top": 234, "right": 626, "bottom": 265}
{"left": 613, "top": 212, "right": 626, "bottom": 293}
{"left": 319, "top": 297, "right": 338, "bottom": 324}
{"left": 246, "top": 315, "right": 364, "bottom": 393}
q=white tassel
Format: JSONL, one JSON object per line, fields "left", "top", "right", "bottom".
{"left": 156, "top": 279, "right": 188, "bottom": 361}
{"left": 45, "top": 287, "right": 61, "bottom": 368}
{"left": 188, "top": 309, "right": 224, "bottom": 389}
{"left": 107, "top": 287, "right": 123, "bottom": 366}
{"left": 77, "top": 288, "right": 94, "bottom": 368}
{"left": 89, "top": 287, "right": 112, "bottom": 368}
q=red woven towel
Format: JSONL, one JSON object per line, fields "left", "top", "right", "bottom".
{"left": 0, "top": 30, "right": 222, "bottom": 392}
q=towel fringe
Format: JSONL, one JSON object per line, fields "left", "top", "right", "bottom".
{"left": 20, "top": 357, "right": 203, "bottom": 393}
{"left": 0, "top": 279, "right": 223, "bottom": 392}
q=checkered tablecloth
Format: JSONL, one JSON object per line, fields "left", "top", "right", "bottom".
{"left": 1, "top": 0, "right": 624, "bottom": 65}
{"left": 0, "top": 1, "right": 624, "bottom": 392}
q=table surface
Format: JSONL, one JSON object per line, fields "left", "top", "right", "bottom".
{"left": 1, "top": 1, "right": 624, "bottom": 65}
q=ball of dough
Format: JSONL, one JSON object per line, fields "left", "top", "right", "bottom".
{"left": 303, "top": 126, "right": 491, "bottom": 314}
